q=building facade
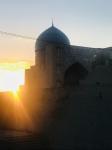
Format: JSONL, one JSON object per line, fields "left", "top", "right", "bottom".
{"left": 24, "top": 24, "right": 112, "bottom": 89}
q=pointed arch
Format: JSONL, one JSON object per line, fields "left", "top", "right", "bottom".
{"left": 64, "top": 62, "right": 88, "bottom": 86}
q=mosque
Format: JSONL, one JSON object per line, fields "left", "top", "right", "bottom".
{"left": 19, "top": 24, "right": 112, "bottom": 149}
{"left": 24, "top": 23, "right": 112, "bottom": 89}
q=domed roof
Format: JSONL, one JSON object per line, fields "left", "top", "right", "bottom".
{"left": 35, "top": 25, "right": 70, "bottom": 50}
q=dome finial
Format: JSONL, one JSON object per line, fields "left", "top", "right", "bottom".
{"left": 52, "top": 19, "right": 54, "bottom": 26}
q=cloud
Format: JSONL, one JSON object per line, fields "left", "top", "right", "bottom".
{"left": 0, "top": 59, "right": 34, "bottom": 69}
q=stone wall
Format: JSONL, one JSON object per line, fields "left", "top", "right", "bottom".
{"left": 43, "top": 84, "right": 112, "bottom": 149}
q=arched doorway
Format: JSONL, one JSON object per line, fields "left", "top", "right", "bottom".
{"left": 64, "top": 62, "right": 88, "bottom": 86}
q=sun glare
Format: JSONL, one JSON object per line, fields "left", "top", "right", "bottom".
{"left": 11, "top": 90, "right": 20, "bottom": 101}
{"left": 0, "top": 61, "right": 30, "bottom": 93}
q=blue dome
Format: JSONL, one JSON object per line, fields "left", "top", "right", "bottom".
{"left": 35, "top": 25, "right": 70, "bottom": 50}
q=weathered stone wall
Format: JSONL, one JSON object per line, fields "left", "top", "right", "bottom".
{"left": 42, "top": 84, "right": 112, "bottom": 149}
{"left": 27, "top": 41, "right": 112, "bottom": 88}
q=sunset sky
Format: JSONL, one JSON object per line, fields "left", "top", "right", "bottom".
{"left": 0, "top": 0, "right": 112, "bottom": 61}
{"left": 0, "top": 0, "right": 112, "bottom": 91}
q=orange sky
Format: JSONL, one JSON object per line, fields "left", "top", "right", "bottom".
{"left": 0, "top": 60, "right": 33, "bottom": 92}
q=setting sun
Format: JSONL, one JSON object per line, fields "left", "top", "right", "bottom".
{"left": 0, "top": 61, "right": 30, "bottom": 92}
